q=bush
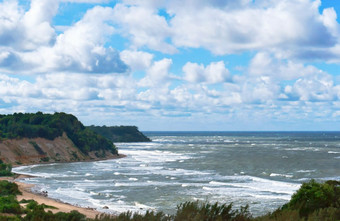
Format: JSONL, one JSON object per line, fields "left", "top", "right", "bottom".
{"left": 92, "top": 211, "right": 170, "bottom": 221}
{"left": 0, "top": 195, "right": 22, "bottom": 214}
{"left": 281, "top": 180, "right": 340, "bottom": 217}
{"left": 0, "top": 180, "right": 21, "bottom": 196}
{"left": 0, "top": 161, "right": 13, "bottom": 176}
{"left": 174, "top": 201, "right": 251, "bottom": 221}
{"left": 23, "top": 205, "right": 86, "bottom": 221}
{"left": 0, "top": 215, "right": 21, "bottom": 221}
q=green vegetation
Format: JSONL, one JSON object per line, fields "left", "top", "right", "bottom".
{"left": 0, "top": 160, "right": 13, "bottom": 176}
{"left": 0, "top": 112, "right": 117, "bottom": 155}
{"left": 90, "top": 202, "right": 251, "bottom": 221}
{"left": 87, "top": 125, "right": 151, "bottom": 142}
{"left": 25, "top": 200, "right": 57, "bottom": 210}
{"left": 0, "top": 180, "right": 85, "bottom": 221}
{"left": 0, "top": 180, "right": 339, "bottom": 220}
{"left": 0, "top": 180, "right": 21, "bottom": 196}
{"left": 259, "top": 179, "right": 340, "bottom": 220}
{"left": 0, "top": 195, "right": 22, "bottom": 214}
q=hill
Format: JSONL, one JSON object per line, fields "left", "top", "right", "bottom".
{"left": 87, "top": 125, "right": 151, "bottom": 142}
{"left": 0, "top": 112, "right": 119, "bottom": 165}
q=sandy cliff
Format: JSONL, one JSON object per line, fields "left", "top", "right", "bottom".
{"left": 0, "top": 133, "right": 118, "bottom": 166}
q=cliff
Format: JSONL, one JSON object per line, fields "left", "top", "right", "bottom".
{"left": 0, "top": 133, "right": 120, "bottom": 166}
{"left": 0, "top": 112, "right": 119, "bottom": 165}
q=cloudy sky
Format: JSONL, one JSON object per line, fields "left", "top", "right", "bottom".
{"left": 1, "top": 0, "right": 340, "bottom": 131}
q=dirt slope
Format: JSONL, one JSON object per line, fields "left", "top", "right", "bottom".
{"left": 0, "top": 133, "right": 118, "bottom": 166}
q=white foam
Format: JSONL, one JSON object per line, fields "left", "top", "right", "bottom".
{"left": 270, "top": 173, "right": 293, "bottom": 178}
{"left": 134, "top": 202, "right": 155, "bottom": 210}
{"left": 328, "top": 151, "right": 340, "bottom": 154}
{"left": 296, "top": 170, "right": 316, "bottom": 173}
{"left": 209, "top": 181, "right": 230, "bottom": 186}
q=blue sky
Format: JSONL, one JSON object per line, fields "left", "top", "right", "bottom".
{"left": 1, "top": 0, "right": 340, "bottom": 131}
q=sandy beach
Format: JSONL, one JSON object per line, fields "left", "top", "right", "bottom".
{"left": 0, "top": 155, "right": 127, "bottom": 219}
{"left": 1, "top": 175, "right": 102, "bottom": 219}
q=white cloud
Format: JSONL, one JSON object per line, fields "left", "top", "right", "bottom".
{"left": 169, "top": 0, "right": 338, "bottom": 55}
{"left": 183, "top": 61, "right": 230, "bottom": 84}
{"left": 285, "top": 73, "right": 335, "bottom": 101}
{"left": 113, "top": 0, "right": 340, "bottom": 60}
{"left": 249, "top": 52, "right": 323, "bottom": 80}
{"left": 0, "top": 3, "right": 128, "bottom": 74}
{"left": 0, "top": 0, "right": 57, "bottom": 51}
{"left": 61, "top": 0, "right": 109, "bottom": 3}
{"left": 139, "top": 58, "right": 172, "bottom": 87}
{"left": 120, "top": 50, "right": 154, "bottom": 71}
{"left": 112, "top": 3, "right": 177, "bottom": 54}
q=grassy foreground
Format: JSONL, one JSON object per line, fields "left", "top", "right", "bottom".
{"left": 0, "top": 179, "right": 339, "bottom": 221}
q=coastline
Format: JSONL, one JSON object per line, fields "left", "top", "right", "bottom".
{"left": 6, "top": 155, "right": 127, "bottom": 219}
{"left": 12, "top": 153, "right": 127, "bottom": 168}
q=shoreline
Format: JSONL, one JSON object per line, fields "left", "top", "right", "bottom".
{"left": 12, "top": 153, "right": 127, "bottom": 168}
{"left": 15, "top": 176, "right": 102, "bottom": 219}
{"left": 0, "top": 175, "right": 102, "bottom": 219}
{"left": 7, "top": 155, "right": 128, "bottom": 219}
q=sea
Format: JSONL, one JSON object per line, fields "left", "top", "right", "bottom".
{"left": 12, "top": 132, "right": 340, "bottom": 217}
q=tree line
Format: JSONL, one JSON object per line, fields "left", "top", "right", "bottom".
{"left": 0, "top": 112, "right": 117, "bottom": 155}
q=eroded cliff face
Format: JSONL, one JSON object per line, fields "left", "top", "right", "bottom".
{"left": 0, "top": 133, "right": 118, "bottom": 166}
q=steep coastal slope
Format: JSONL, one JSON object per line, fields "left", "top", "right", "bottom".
{"left": 87, "top": 125, "right": 151, "bottom": 142}
{"left": 0, "top": 112, "right": 119, "bottom": 165}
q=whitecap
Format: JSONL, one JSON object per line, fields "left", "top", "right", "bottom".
{"left": 269, "top": 173, "right": 293, "bottom": 178}
{"left": 328, "top": 151, "right": 340, "bottom": 154}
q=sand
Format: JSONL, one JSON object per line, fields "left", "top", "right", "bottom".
{"left": 1, "top": 155, "right": 127, "bottom": 219}
{"left": 14, "top": 178, "right": 102, "bottom": 219}
{"left": 1, "top": 173, "right": 116, "bottom": 219}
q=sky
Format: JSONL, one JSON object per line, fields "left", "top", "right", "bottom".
{"left": 1, "top": 0, "right": 340, "bottom": 131}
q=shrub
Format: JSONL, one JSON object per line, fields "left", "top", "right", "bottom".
{"left": 281, "top": 180, "right": 340, "bottom": 217}
{"left": 23, "top": 206, "right": 86, "bottom": 221}
{"left": 174, "top": 201, "right": 252, "bottom": 221}
{"left": 0, "top": 161, "right": 13, "bottom": 176}
{"left": 0, "top": 180, "right": 21, "bottom": 196}
{"left": 0, "top": 215, "right": 21, "bottom": 221}
{"left": 0, "top": 195, "right": 22, "bottom": 214}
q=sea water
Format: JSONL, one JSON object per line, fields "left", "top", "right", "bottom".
{"left": 12, "top": 132, "right": 340, "bottom": 216}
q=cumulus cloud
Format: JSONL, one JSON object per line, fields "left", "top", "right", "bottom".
{"left": 170, "top": 0, "right": 338, "bottom": 55}
{"left": 0, "top": 1, "right": 128, "bottom": 74}
{"left": 111, "top": 3, "right": 177, "bottom": 54}
{"left": 139, "top": 58, "right": 173, "bottom": 87}
{"left": 61, "top": 0, "right": 109, "bottom": 3}
{"left": 248, "top": 52, "right": 323, "bottom": 80}
{"left": 183, "top": 61, "right": 230, "bottom": 84}
{"left": 0, "top": 0, "right": 57, "bottom": 50}
{"left": 284, "top": 73, "right": 335, "bottom": 101}
{"left": 120, "top": 50, "right": 154, "bottom": 71}
{"left": 113, "top": 0, "right": 340, "bottom": 60}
